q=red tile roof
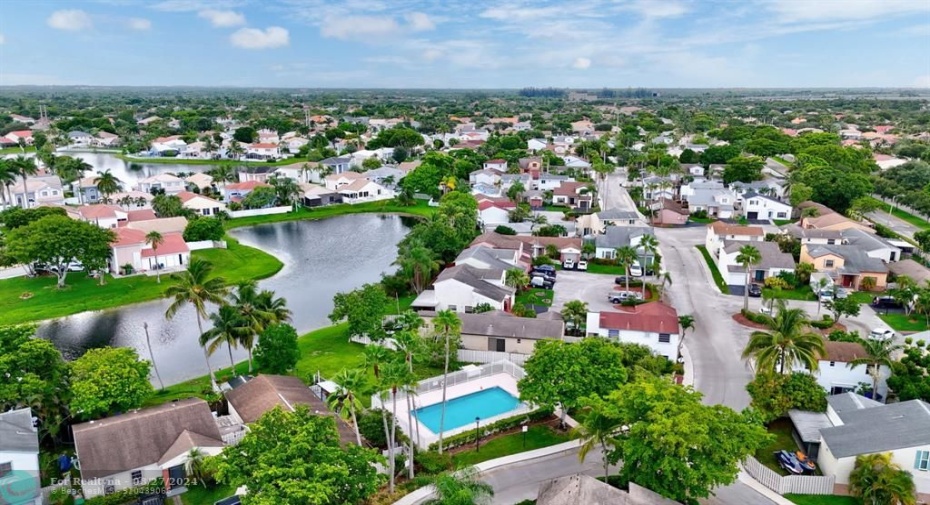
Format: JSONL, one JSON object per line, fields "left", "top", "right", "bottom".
{"left": 250, "top": 143, "right": 279, "bottom": 149}
{"left": 477, "top": 198, "right": 516, "bottom": 210}
{"left": 9, "top": 130, "right": 33, "bottom": 138}
{"left": 141, "top": 232, "right": 189, "bottom": 257}
{"left": 77, "top": 204, "right": 123, "bottom": 220}
{"left": 126, "top": 209, "right": 157, "bottom": 222}
{"left": 226, "top": 180, "right": 270, "bottom": 191}
{"left": 113, "top": 227, "right": 147, "bottom": 247}
{"left": 708, "top": 221, "right": 764, "bottom": 236}
{"left": 598, "top": 302, "right": 679, "bottom": 334}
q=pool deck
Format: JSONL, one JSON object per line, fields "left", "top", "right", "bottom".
{"left": 377, "top": 372, "right": 531, "bottom": 449}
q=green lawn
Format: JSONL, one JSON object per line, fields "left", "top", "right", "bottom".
{"left": 696, "top": 246, "right": 728, "bottom": 292}
{"left": 226, "top": 199, "right": 435, "bottom": 229}
{"left": 181, "top": 483, "right": 237, "bottom": 505}
{"left": 773, "top": 219, "right": 798, "bottom": 226}
{"left": 688, "top": 216, "right": 716, "bottom": 224}
{"left": 0, "top": 237, "right": 282, "bottom": 326}
{"left": 586, "top": 263, "right": 625, "bottom": 275}
{"left": 541, "top": 205, "right": 569, "bottom": 212}
{"left": 772, "top": 156, "right": 793, "bottom": 168}
{"left": 451, "top": 425, "right": 570, "bottom": 467}
{"left": 516, "top": 288, "right": 554, "bottom": 308}
{"left": 0, "top": 146, "right": 36, "bottom": 155}
{"left": 755, "top": 418, "right": 799, "bottom": 476}
{"left": 785, "top": 495, "right": 858, "bottom": 505}
{"left": 879, "top": 313, "right": 930, "bottom": 332}
{"left": 867, "top": 197, "right": 930, "bottom": 231}
{"left": 764, "top": 286, "right": 816, "bottom": 301}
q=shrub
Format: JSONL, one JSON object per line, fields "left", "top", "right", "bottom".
{"left": 427, "top": 407, "right": 554, "bottom": 452}
{"left": 775, "top": 270, "right": 799, "bottom": 288}
{"left": 494, "top": 225, "right": 517, "bottom": 235}
{"left": 183, "top": 217, "right": 225, "bottom": 242}
{"left": 532, "top": 256, "right": 554, "bottom": 266}
{"left": 417, "top": 451, "right": 453, "bottom": 475}
{"left": 254, "top": 324, "right": 299, "bottom": 374}
{"left": 83, "top": 479, "right": 164, "bottom": 505}
{"left": 828, "top": 330, "right": 863, "bottom": 343}
{"left": 811, "top": 318, "right": 835, "bottom": 329}
{"left": 741, "top": 309, "right": 770, "bottom": 325}
{"left": 764, "top": 277, "right": 789, "bottom": 289}
{"left": 691, "top": 209, "right": 708, "bottom": 219}
{"left": 747, "top": 373, "right": 827, "bottom": 422}
{"left": 358, "top": 409, "right": 408, "bottom": 448}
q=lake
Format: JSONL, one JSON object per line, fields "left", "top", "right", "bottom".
{"left": 36, "top": 214, "right": 413, "bottom": 385}
{"left": 68, "top": 151, "right": 213, "bottom": 185}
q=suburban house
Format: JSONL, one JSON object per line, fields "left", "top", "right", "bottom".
{"left": 455, "top": 245, "right": 520, "bottom": 271}
{"left": 535, "top": 173, "right": 572, "bottom": 191}
{"left": 94, "top": 131, "right": 121, "bottom": 148}
{"left": 0, "top": 408, "right": 41, "bottom": 505}
{"left": 593, "top": 226, "right": 656, "bottom": 261}
{"left": 680, "top": 179, "right": 737, "bottom": 218}
{"left": 338, "top": 177, "right": 394, "bottom": 204}
{"left": 300, "top": 183, "right": 343, "bottom": 207}
{"left": 184, "top": 172, "right": 214, "bottom": 191}
{"left": 222, "top": 180, "right": 271, "bottom": 203}
{"left": 436, "top": 310, "right": 564, "bottom": 354}
{"left": 112, "top": 228, "right": 190, "bottom": 274}
{"left": 177, "top": 191, "right": 226, "bottom": 216}
{"left": 237, "top": 165, "right": 278, "bottom": 183}
{"left": 245, "top": 143, "right": 280, "bottom": 160}
{"left": 224, "top": 375, "right": 355, "bottom": 443}
{"left": 652, "top": 200, "right": 689, "bottom": 226}
{"left": 72, "top": 398, "right": 225, "bottom": 499}
{"left": 840, "top": 228, "right": 902, "bottom": 263}
{"left": 717, "top": 241, "right": 796, "bottom": 287}
{"left": 4, "top": 130, "right": 34, "bottom": 145}
{"left": 527, "top": 139, "right": 547, "bottom": 152}
{"left": 586, "top": 301, "right": 681, "bottom": 360}
{"left": 362, "top": 166, "right": 406, "bottom": 188}
{"left": 483, "top": 159, "right": 508, "bottom": 172}
{"left": 10, "top": 175, "right": 65, "bottom": 208}
{"left": 739, "top": 191, "right": 793, "bottom": 221}
{"left": 704, "top": 222, "right": 765, "bottom": 258}
{"left": 76, "top": 204, "right": 129, "bottom": 228}
{"left": 72, "top": 177, "right": 102, "bottom": 204}
{"left": 800, "top": 244, "right": 889, "bottom": 290}
{"left": 320, "top": 156, "right": 352, "bottom": 175}
{"left": 551, "top": 182, "right": 594, "bottom": 211}
{"left": 641, "top": 176, "right": 677, "bottom": 202}
{"left": 274, "top": 162, "right": 319, "bottom": 184}
{"left": 412, "top": 264, "right": 515, "bottom": 313}
{"left": 477, "top": 197, "right": 516, "bottom": 226}
{"left": 500, "top": 173, "right": 532, "bottom": 192}
{"left": 518, "top": 157, "right": 544, "bottom": 179}
{"left": 469, "top": 168, "right": 502, "bottom": 187}
{"left": 324, "top": 172, "right": 366, "bottom": 191}
{"left": 150, "top": 135, "right": 186, "bottom": 154}
{"left": 68, "top": 131, "right": 93, "bottom": 146}
{"left": 578, "top": 208, "right": 649, "bottom": 235}
{"left": 811, "top": 393, "right": 930, "bottom": 500}
{"left": 467, "top": 232, "right": 581, "bottom": 265}
{"left": 799, "top": 202, "right": 873, "bottom": 233}
{"left": 536, "top": 475, "right": 680, "bottom": 505}
{"left": 792, "top": 341, "right": 891, "bottom": 398}
{"left": 137, "top": 173, "right": 185, "bottom": 195}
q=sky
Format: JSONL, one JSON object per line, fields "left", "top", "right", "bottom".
{"left": 1, "top": 0, "right": 929, "bottom": 88}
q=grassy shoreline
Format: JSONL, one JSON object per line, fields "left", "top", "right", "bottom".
{"left": 224, "top": 199, "right": 436, "bottom": 228}
{"left": 117, "top": 153, "right": 306, "bottom": 167}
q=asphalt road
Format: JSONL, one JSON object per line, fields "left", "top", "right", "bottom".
{"left": 866, "top": 208, "right": 919, "bottom": 241}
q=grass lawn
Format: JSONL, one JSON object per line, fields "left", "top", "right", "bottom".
{"left": 516, "top": 288, "right": 554, "bottom": 308}
{"left": 181, "top": 483, "right": 237, "bottom": 505}
{"left": 688, "top": 216, "right": 716, "bottom": 224}
{"left": 541, "top": 205, "right": 569, "bottom": 213}
{"left": 764, "top": 286, "right": 816, "bottom": 301}
{"left": 879, "top": 313, "right": 930, "bottom": 332}
{"left": 785, "top": 495, "right": 858, "bottom": 505}
{"left": 772, "top": 156, "right": 793, "bottom": 168}
{"left": 773, "top": 219, "right": 798, "bottom": 226}
{"left": 585, "top": 263, "right": 625, "bottom": 275}
{"left": 755, "top": 418, "right": 799, "bottom": 476}
{"left": 0, "top": 237, "right": 282, "bottom": 326}
{"left": 226, "top": 199, "right": 435, "bottom": 229}
{"left": 696, "top": 245, "right": 728, "bottom": 292}
{"left": 0, "top": 146, "right": 36, "bottom": 155}
{"left": 451, "top": 425, "right": 570, "bottom": 467}
{"left": 867, "top": 197, "right": 930, "bottom": 231}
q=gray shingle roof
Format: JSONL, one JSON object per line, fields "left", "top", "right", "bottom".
{"left": 806, "top": 244, "right": 888, "bottom": 274}
{"left": 0, "top": 408, "right": 38, "bottom": 452}
{"left": 788, "top": 409, "right": 831, "bottom": 444}
{"left": 827, "top": 392, "right": 882, "bottom": 415}
{"left": 821, "top": 398, "right": 930, "bottom": 458}
{"left": 841, "top": 228, "right": 897, "bottom": 252}
{"left": 459, "top": 312, "right": 563, "bottom": 340}
{"left": 456, "top": 246, "right": 516, "bottom": 271}
{"left": 436, "top": 264, "right": 514, "bottom": 301}
{"left": 595, "top": 226, "right": 655, "bottom": 250}
{"left": 723, "top": 241, "right": 796, "bottom": 271}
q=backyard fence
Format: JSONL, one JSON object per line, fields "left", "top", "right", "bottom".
{"left": 228, "top": 206, "right": 291, "bottom": 219}
{"left": 743, "top": 456, "right": 835, "bottom": 495}
{"left": 457, "top": 349, "right": 529, "bottom": 366}
{"left": 372, "top": 360, "right": 526, "bottom": 409}
{"left": 186, "top": 239, "right": 227, "bottom": 251}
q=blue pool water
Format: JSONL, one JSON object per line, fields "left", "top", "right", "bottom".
{"left": 414, "top": 387, "right": 521, "bottom": 433}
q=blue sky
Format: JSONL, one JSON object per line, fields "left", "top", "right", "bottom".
{"left": 1, "top": 0, "right": 929, "bottom": 88}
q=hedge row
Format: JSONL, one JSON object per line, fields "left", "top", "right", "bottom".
{"left": 427, "top": 407, "right": 554, "bottom": 452}
{"left": 83, "top": 480, "right": 165, "bottom": 505}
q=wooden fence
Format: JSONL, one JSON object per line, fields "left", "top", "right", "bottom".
{"left": 743, "top": 456, "right": 835, "bottom": 495}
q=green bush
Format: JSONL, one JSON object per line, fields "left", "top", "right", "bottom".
{"left": 83, "top": 479, "right": 164, "bottom": 505}
{"left": 417, "top": 451, "right": 453, "bottom": 475}
{"left": 828, "top": 330, "right": 862, "bottom": 343}
{"left": 428, "top": 407, "right": 554, "bottom": 451}
{"left": 810, "top": 318, "right": 835, "bottom": 329}
{"left": 183, "top": 217, "right": 225, "bottom": 242}
{"left": 494, "top": 225, "right": 517, "bottom": 235}
{"left": 741, "top": 309, "right": 770, "bottom": 325}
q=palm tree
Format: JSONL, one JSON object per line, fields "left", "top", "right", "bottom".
{"left": 504, "top": 268, "right": 530, "bottom": 293}
{"left": 165, "top": 258, "right": 229, "bottom": 390}
{"left": 363, "top": 344, "right": 390, "bottom": 380}
{"left": 394, "top": 186, "right": 416, "bottom": 206}
{"left": 12, "top": 156, "right": 38, "bottom": 208}
{"left": 736, "top": 245, "right": 762, "bottom": 311}
{"left": 638, "top": 233, "right": 659, "bottom": 277}
{"left": 425, "top": 467, "right": 494, "bottom": 505}
{"left": 142, "top": 322, "right": 165, "bottom": 390}
{"left": 209, "top": 165, "right": 236, "bottom": 191}
{"left": 381, "top": 359, "right": 412, "bottom": 494}
{"left": 396, "top": 244, "right": 443, "bottom": 294}
{"left": 561, "top": 300, "right": 588, "bottom": 336}
{"left": 433, "top": 309, "right": 461, "bottom": 454}
{"left": 145, "top": 231, "right": 164, "bottom": 283}
{"left": 256, "top": 289, "right": 292, "bottom": 324}
{"left": 228, "top": 282, "right": 278, "bottom": 373}
{"left": 0, "top": 158, "right": 17, "bottom": 207}
{"left": 326, "top": 368, "right": 367, "bottom": 446}
{"left": 678, "top": 314, "right": 695, "bottom": 361}
{"left": 849, "top": 453, "right": 916, "bottom": 505}
{"left": 574, "top": 401, "right": 619, "bottom": 482}
{"left": 184, "top": 448, "right": 209, "bottom": 487}
{"left": 269, "top": 175, "right": 300, "bottom": 207}
{"left": 849, "top": 338, "right": 903, "bottom": 403}
{"left": 742, "top": 300, "right": 825, "bottom": 374}
{"left": 615, "top": 245, "right": 638, "bottom": 294}
{"left": 93, "top": 169, "right": 123, "bottom": 202}
{"left": 200, "top": 304, "right": 248, "bottom": 372}
{"left": 528, "top": 213, "right": 548, "bottom": 234}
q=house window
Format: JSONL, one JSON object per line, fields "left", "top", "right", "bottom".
{"left": 464, "top": 306, "right": 474, "bottom": 313}
{"left": 607, "top": 329, "right": 619, "bottom": 338}
{"left": 777, "top": 212, "right": 787, "bottom": 218}
{"left": 104, "top": 480, "right": 116, "bottom": 495}
{"left": 915, "top": 450, "right": 930, "bottom": 471}
{"left": 827, "top": 239, "right": 836, "bottom": 245}
{"left": 658, "top": 333, "right": 671, "bottom": 343}
{"left": 829, "top": 361, "right": 835, "bottom": 367}
{"left": 132, "top": 470, "right": 143, "bottom": 485}
{"left": 825, "top": 260, "right": 835, "bottom": 268}
{"left": 488, "top": 338, "right": 506, "bottom": 352}
{"left": 448, "top": 305, "right": 457, "bottom": 311}
{"left": 0, "top": 462, "right": 11, "bottom": 478}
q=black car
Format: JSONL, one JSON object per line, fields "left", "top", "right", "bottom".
{"left": 532, "top": 265, "right": 557, "bottom": 278}
{"left": 614, "top": 276, "right": 632, "bottom": 285}
{"left": 871, "top": 296, "right": 903, "bottom": 310}
{"left": 747, "top": 284, "right": 763, "bottom": 297}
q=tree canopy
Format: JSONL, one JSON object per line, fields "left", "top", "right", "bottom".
{"left": 254, "top": 323, "right": 300, "bottom": 374}
{"left": 5, "top": 215, "right": 115, "bottom": 287}
{"left": 329, "top": 283, "right": 390, "bottom": 339}
{"left": 746, "top": 372, "right": 827, "bottom": 422}
{"left": 69, "top": 347, "right": 153, "bottom": 420}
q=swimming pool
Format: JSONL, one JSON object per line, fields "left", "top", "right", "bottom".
{"left": 414, "top": 387, "right": 521, "bottom": 434}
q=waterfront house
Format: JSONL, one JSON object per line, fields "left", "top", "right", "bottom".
{"left": 338, "top": 178, "right": 394, "bottom": 204}
{"left": 10, "top": 173, "right": 65, "bottom": 208}
{"left": 320, "top": 156, "right": 352, "bottom": 175}
{"left": 222, "top": 180, "right": 270, "bottom": 203}
{"left": 137, "top": 173, "right": 185, "bottom": 195}
{"left": 412, "top": 264, "right": 515, "bottom": 313}
{"left": 177, "top": 191, "right": 226, "bottom": 216}
{"left": 453, "top": 311, "right": 564, "bottom": 354}
{"left": 0, "top": 408, "right": 41, "bottom": 505}
{"left": 111, "top": 228, "right": 190, "bottom": 274}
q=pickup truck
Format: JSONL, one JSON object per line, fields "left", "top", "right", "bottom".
{"left": 607, "top": 291, "right": 641, "bottom": 304}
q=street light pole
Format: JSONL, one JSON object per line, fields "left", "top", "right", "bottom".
{"left": 475, "top": 417, "right": 481, "bottom": 452}
{"left": 890, "top": 195, "right": 899, "bottom": 215}
{"left": 522, "top": 424, "right": 528, "bottom": 449}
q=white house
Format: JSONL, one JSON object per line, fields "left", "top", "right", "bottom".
{"left": 222, "top": 180, "right": 270, "bottom": 203}
{"left": 469, "top": 169, "right": 502, "bottom": 187}
{"left": 793, "top": 341, "right": 891, "bottom": 398}
{"left": 150, "top": 135, "right": 187, "bottom": 154}
{"left": 321, "top": 156, "right": 352, "bottom": 175}
{"left": 593, "top": 226, "right": 656, "bottom": 261}
{"left": 483, "top": 159, "right": 509, "bottom": 172}
{"left": 72, "top": 398, "right": 225, "bottom": 499}
{"left": 324, "top": 171, "right": 366, "bottom": 191}
{"left": 681, "top": 179, "right": 738, "bottom": 218}
{"left": 10, "top": 176, "right": 65, "bottom": 208}
{"left": 535, "top": 174, "right": 572, "bottom": 191}
{"left": 111, "top": 228, "right": 190, "bottom": 274}
{"left": 455, "top": 245, "right": 520, "bottom": 271}
{"left": 740, "top": 191, "right": 793, "bottom": 221}
{"left": 717, "top": 241, "right": 796, "bottom": 287}
{"left": 68, "top": 130, "right": 93, "bottom": 146}
{"left": 137, "top": 173, "right": 185, "bottom": 195}
{"left": 246, "top": 143, "right": 280, "bottom": 160}
{"left": 76, "top": 204, "right": 129, "bottom": 229}
{"left": 527, "top": 139, "right": 547, "bottom": 152}
{"left": 412, "top": 264, "right": 515, "bottom": 313}
{"left": 586, "top": 302, "right": 681, "bottom": 361}
{"left": 704, "top": 222, "right": 764, "bottom": 257}
{"left": 94, "top": 131, "right": 121, "bottom": 148}
{"left": 0, "top": 408, "right": 42, "bottom": 505}
{"left": 841, "top": 228, "right": 902, "bottom": 263}
{"left": 477, "top": 197, "right": 516, "bottom": 226}
{"left": 815, "top": 393, "right": 930, "bottom": 502}
{"left": 338, "top": 178, "right": 394, "bottom": 204}
{"left": 177, "top": 191, "right": 227, "bottom": 216}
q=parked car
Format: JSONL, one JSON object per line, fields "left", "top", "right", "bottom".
{"left": 759, "top": 305, "right": 774, "bottom": 315}
{"left": 747, "top": 284, "right": 762, "bottom": 297}
{"left": 834, "top": 287, "right": 849, "bottom": 299}
{"left": 49, "top": 261, "right": 84, "bottom": 273}
{"left": 532, "top": 265, "right": 557, "bottom": 278}
{"left": 871, "top": 296, "right": 903, "bottom": 310}
{"left": 576, "top": 260, "right": 588, "bottom": 271}
{"left": 819, "top": 289, "right": 834, "bottom": 303}
{"left": 869, "top": 328, "right": 895, "bottom": 341}
{"left": 607, "top": 291, "right": 642, "bottom": 304}
{"left": 630, "top": 261, "right": 655, "bottom": 277}
{"left": 614, "top": 276, "right": 632, "bottom": 285}
{"left": 563, "top": 259, "right": 575, "bottom": 270}
{"left": 530, "top": 275, "right": 554, "bottom": 289}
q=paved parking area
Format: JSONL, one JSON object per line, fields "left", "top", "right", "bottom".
{"left": 550, "top": 270, "right": 619, "bottom": 313}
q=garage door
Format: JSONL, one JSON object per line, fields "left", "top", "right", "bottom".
{"left": 747, "top": 212, "right": 758, "bottom": 220}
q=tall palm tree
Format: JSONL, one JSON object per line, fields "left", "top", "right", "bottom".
{"left": 677, "top": 314, "right": 695, "bottom": 361}
{"left": 638, "top": 233, "right": 659, "bottom": 277}
{"left": 380, "top": 359, "right": 412, "bottom": 494}
{"left": 849, "top": 338, "right": 903, "bottom": 403}
{"left": 615, "top": 245, "right": 638, "bottom": 294}
{"left": 736, "top": 245, "right": 762, "bottom": 311}
{"left": 326, "top": 368, "right": 367, "bottom": 446}
{"left": 12, "top": 156, "right": 38, "bottom": 208}
{"left": 165, "top": 258, "right": 229, "bottom": 390}
{"left": 184, "top": 448, "right": 209, "bottom": 487}
{"left": 574, "top": 400, "right": 620, "bottom": 482}
{"left": 433, "top": 309, "right": 461, "bottom": 454}
{"left": 256, "top": 289, "right": 292, "bottom": 324}
{"left": 561, "top": 300, "right": 588, "bottom": 336}
{"left": 0, "top": 158, "right": 17, "bottom": 207}
{"left": 425, "top": 467, "right": 494, "bottom": 505}
{"left": 93, "top": 169, "right": 123, "bottom": 202}
{"left": 849, "top": 452, "right": 916, "bottom": 505}
{"left": 145, "top": 231, "right": 164, "bottom": 283}
{"left": 200, "top": 304, "right": 248, "bottom": 373}
{"left": 229, "top": 281, "right": 273, "bottom": 373}
{"left": 363, "top": 344, "right": 390, "bottom": 380}
{"left": 504, "top": 268, "right": 530, "bottom": 293}
{"left": 395, "top": 244, "right": 443, "bottom": 294}
{"left": 742, "top": 300, "right": 825, "bottom": 374}
{"left": 269, "top": 175, "right": 300, "bottom": 207}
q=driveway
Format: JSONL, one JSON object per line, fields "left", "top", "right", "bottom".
{"left": 550, "top": 270, "right": 618, "bottom": 313}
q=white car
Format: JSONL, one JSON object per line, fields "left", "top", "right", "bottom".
{"left": 759, "top": 305, "right": 774, "bottom": 315}
{"left": 576, "top": 260, "right": 588, "bottom": 271}
{"left": 563, "top": 259, "right": 575, "bottom": 270}
{"left": 869, "top": 328, "right": 895, "bottom": 341}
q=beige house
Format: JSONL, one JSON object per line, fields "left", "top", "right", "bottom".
{"left": 800, "top": 244, "right": 888, "bottom": 290}
{"left": 450, "top": 311, "right": 564, "bottom": 354}
{"left": 799, "top": 201, "right": 873, "bottom": 233}
{"left": 178, "top": 191, "right": 226, "bottom": 216}
{"left": 112, "top": 228, "right": 190, "bottom": 274}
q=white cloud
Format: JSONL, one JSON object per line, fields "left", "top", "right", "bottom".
{"left": 573, "top": 57, "right": 591, "bottom": 69}
{"left": 423, "top": 48, "right": 443, "bottom": 61}
{"left": 405, "top": 12, "right": 435, "bottom": 31}
{"left": 198, "top": 9, "right": 246, "bottom": 27}
{"left": 321, "top": 15, "right": 400, "bottom": 39}
{"left": 47, "top": 10, "right": 93, "bottom": 31}
{"left": 764, "top": 0, "right": 930, "bottom": 22}
{"left": 151, "top": 0, "right": 242, "bottom": 12}
{"left": 229, "top": 26, "right": 290, "bottom": 49}
{"left": 128, "top": 18, "right": 152, "bottom": 30}
{"left": 0, "top": 34, "right": 5, "bottom": 45}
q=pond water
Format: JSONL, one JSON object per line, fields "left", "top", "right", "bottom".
{"left": 67, "top": 151, "right": 212, "bottom": 185}
{"left": 36, "top": 214, "right": 413, "bottom": 385}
